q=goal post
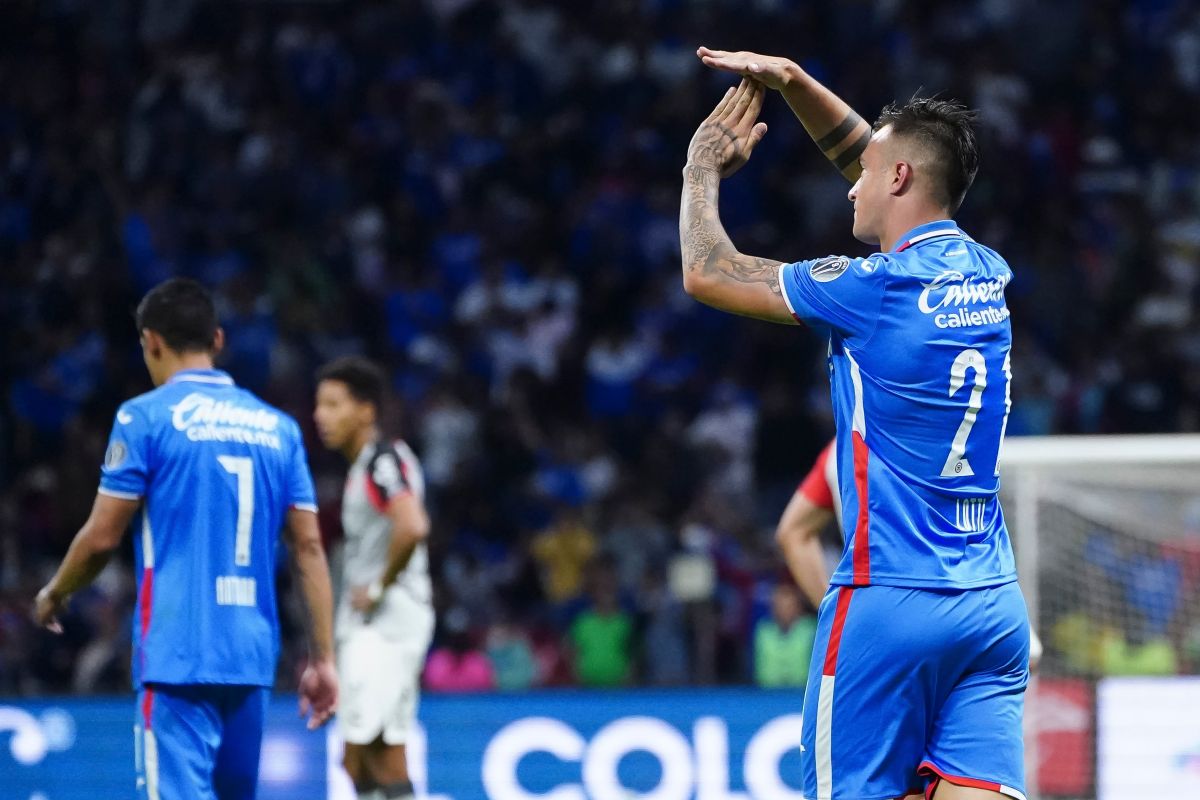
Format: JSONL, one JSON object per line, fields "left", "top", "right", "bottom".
{"left": 999, "top": 434, "right": 1200, "bottom": 799}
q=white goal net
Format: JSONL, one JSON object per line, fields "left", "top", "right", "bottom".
{"left": 1000, "top": 434, "right": 1200, "bottom": 800}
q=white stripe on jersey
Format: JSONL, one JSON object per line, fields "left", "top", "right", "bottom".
{"left": 144, "top": 727, "right": 161, "bottom": 800}
{"left": 141, "top": 502, "right": 155, "bottom": 570}
{"left": 815, "top": 674, "right": 836, "bottom": 798}
{"left": 845, "top": 349, "right": 866, "bottom": 436}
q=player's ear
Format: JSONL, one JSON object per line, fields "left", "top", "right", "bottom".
{"left": 891, "top": 161, "right": 913, "bottom": 196}
{"left": 141, "top": 329, "right": 163, "bottom": 360}
{"left": 211, "top": 327, "right": 226, "bottom": 357}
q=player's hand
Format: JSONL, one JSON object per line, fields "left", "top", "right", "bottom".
{"left": 33, "top": 584, "right": 66, "bottom": 634}
{"left": 298, "top": 656, "right": 338, "bottom": 730}
{"left": 349, "top": 584, "right": 379, "bottom": 614}
{"left": 686, "top": 77, "right": 769, "bottom": 179}
{"left": 697, "top": 47, "right": 796, "bottom": 92}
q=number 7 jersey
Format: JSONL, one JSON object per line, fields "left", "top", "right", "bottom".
{"left": 779, "top": 220, "right": 1017, "bottom": 589}
{"left": 98, "top": 369, "right": 318, "bottom": 688}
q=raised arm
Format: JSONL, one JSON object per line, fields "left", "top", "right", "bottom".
{"left": 681, "top": 78, "right": 797, "bottom": 324}
{"left": 698, "top": 47, "right": 871, "bottom": 184}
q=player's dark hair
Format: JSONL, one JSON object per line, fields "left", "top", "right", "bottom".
{"left": 874, "top": 96, "right": 979, "bottom": 214}
{"left": 316, "top": 356, "right": 387, "bottom": 412}
{"left": 135, "top": 278, "right": 219, "bottom": 353}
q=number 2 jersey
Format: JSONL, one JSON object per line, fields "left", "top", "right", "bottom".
{"left": 779, "top": 220, "right": 1017, "bottom": 590}
{"left": 98, "top": 369, "right": 318, "bottom": 688}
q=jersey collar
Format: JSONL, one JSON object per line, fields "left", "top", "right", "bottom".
{"left": 892, "top": 220, "right": 963, "bottom": 253}
{"left": 355, "top": 437, "right": 383, "bottom": 467}
{"left": 168, "top": 368, "right": 235, "bottom": 386}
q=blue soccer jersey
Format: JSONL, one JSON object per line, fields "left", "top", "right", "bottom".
{"left": 98, "top": 369, "right": 317, "bottom": 687}
{"left": 779, "top": 220, "right": 1017, "bottom": 590}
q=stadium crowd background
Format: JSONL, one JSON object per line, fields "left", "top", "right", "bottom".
{"left": 2, "top": 0, "right": 1200, "bottom": 695}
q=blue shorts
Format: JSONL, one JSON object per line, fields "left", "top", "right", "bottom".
{"left": 800, "top": 582, "right": 1029, "bottom": 800}
{"left": 135, "top": 684, "right": 269, "bottom": 800}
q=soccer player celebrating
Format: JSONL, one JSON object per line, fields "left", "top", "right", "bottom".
{"left": 314, "top": 357, "right": 433, "bottom": 800}
{"left": 681, "top": 55, "right": 1030, "bottom": 799}
{"left": 34, "top": 278, "right": 337, "bottom": 800}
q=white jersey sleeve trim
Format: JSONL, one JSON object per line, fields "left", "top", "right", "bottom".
{"left": 291, "top": 502, "right": 319, "bottom": 513}
{"left": 778, "top": 263, "right": 800, "bottom": 318}
{"left": 98, "top": 487, "right": 142, "bottom": 501}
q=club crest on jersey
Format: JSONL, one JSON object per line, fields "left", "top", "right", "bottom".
{"left": 810, "top": 256, "right": 850, "bottom": 283}
{"left": 104, "top": 441, "right": 128, "bottom": 469}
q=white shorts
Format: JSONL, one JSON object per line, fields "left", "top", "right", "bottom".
{"left": 337, "top": 626, "right": 430, "bottom": 745}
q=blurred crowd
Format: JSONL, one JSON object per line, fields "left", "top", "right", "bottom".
{"left": 1041, "top": 519, "right": 1200, "bottom": 679}
{"left": 3, "top": 0, "right": 1200, "bottom": 695}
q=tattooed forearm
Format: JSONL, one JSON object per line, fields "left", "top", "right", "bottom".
{"left": 681, "top": 164, "right": 722, "bottom": 270}
{"left": 815, "top": 112, "right": 864, "bottom": 152}
{"left": 680, "top": 162, "right": 782, "bottom": 295}
{"left": 814, "top": 111, "right": 870, "bottom": 178}
{"left": 708, "top": 251, "right": 784, "bottom": 293}
{"left": 833, "top": 127, "right": 870, "bottom": 170}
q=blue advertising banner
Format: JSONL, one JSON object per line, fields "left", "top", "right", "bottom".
{"left": 1, "top": 696, "right": 328, "bottom": 799}
{"left": 1, "top": 688, "right": 807, "bottom": 799}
